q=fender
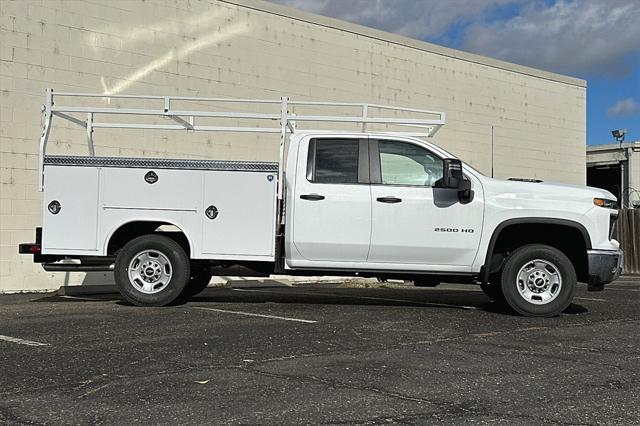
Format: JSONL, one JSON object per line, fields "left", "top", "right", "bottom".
{"left": 103, "top": 219, "right": 195, "bottom": 256}
{"left": 479, "top": 217, "right": 592, "bottom": 282}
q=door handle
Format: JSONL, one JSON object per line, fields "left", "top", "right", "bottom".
{"left": 376, "top": 196, "right": 402, "bottom": 204}
{"left": 300, "top": 193, "right": 325, "bottom": 201}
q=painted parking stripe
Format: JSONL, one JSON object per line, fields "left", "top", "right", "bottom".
{"left": 233, "top": 288, "right": 479, "bottom": 310}
{"left": 59, "top": 295, "right": 115, "bottom": 301}
{"left": 193, "top": 307, "right": 318, "bottom": 323}
{"left": 603, "top": 287, "right": 640, "bottom": 292}
{"left": 575, "top": 297, "right": 606, "bottom": 302}
{"left": 0, "top": 335, "right": 49, "bottom": 347}
{"left": 324, "top": 293, "right": 479, "bottom": 310}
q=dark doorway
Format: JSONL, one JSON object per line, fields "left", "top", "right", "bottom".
{"left": 587, "top": 164, "right": 622, "bottom": 202}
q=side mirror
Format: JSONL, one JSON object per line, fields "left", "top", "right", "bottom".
{"left": 441, "top": 158, "right": 463, "bottom": 189}
{"left": 441, "top": 158, "right": 473, "bottom": 203}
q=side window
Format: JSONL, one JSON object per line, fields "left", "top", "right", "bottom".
{"left": 378, "top": 141, "right": 443, "bottom": 186}
{"left": 308, "top": 138, "right": 360, "bottom": 184}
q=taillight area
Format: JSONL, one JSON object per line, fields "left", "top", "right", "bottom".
{"left": 18, "top": 243, "right": 41, "bottom": 254}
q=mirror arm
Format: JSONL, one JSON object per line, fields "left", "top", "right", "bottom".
{"left": 457, "top": 180, "right": 473, "bottom": 204}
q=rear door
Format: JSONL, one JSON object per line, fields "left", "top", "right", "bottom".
{"left": 290, "top": 137, "right": 371, "bottom": 263}
{"left": 368, "top": 139, "right": 483, "bottom": 270}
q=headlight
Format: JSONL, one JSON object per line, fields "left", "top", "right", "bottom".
{"left": 593, "top": 198, "right": 618, "bottom": 209}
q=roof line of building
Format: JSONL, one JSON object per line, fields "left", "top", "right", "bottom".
{"left": 587, "top": 142, "right": 640, "bottom": 152}
{"left": 220, "top": 0, "right": 587, "bottom": 88}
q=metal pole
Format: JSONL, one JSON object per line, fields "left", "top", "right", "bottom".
{"left": 38, "top": 88, "right": 53, "bottom": 191}
{"left": 277, "top": 97, "right": 288, "bottom": 202}
{"left": 491, "top": 125, "right": 495, "bottom": 178}
{"left": 86, "top": 112, "right": 95, "bottom": 156}
{"left": 362, "top": 104, "right": 368, "bottom": 133}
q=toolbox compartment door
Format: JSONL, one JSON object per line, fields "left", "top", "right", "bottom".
{"left": 42, "top": 166, "right": 99, "bottom": 251}
{"left": 202, "top": 171, "right": 277, "bottom": 258}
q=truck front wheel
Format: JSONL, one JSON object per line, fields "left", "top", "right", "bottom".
{"left": 114, "top": 235, "right": 190, "bottom": 306}
{"left": 480, "top": 280, "right": 505, "bottom": 302}
{"left": 500, "top": 244, "right": 576, "bottom": 317}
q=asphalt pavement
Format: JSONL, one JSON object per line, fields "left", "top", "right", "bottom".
{"left": 1, "top": 278, "right": 639, "bottom": 425}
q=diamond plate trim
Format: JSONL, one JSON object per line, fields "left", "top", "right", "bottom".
{"left": 44, "top": 155, "right": 278, "bottom": 172}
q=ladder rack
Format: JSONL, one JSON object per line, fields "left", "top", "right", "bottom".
{"left": 38, "top": 88, "right": 446, "bottom": 198}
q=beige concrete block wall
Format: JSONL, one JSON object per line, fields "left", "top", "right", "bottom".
{"left": 0, "top": 0, "right": 586, "bottom": 292}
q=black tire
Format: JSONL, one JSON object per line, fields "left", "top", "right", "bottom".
{"left": 114, "top": 234, "right": 190, "bottom": 307}
{"left": 480, "top": 279, "right": 505, "bottom": 302}
{"left": 180, "top": 263, "right": 212, "bottom": 300}
{"left": 500, "top": 244, "right": 576, "bottom": 317}
{"left": 413, "top": 279, "right": 440, "bottom": 287}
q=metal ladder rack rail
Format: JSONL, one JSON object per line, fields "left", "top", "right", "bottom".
{"left": 38, "top": 89, "right": 447, "bottom": 199}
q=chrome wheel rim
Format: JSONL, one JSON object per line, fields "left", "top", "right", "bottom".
{"left": 127, "top": 250, "right": 172, "bottom": 294}
{"left": 516, "top": 259, "right": 562, "bottom": 305}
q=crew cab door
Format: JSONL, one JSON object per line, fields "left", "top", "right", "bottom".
{"left": 367, "top": 139, "right": 483, "bottom": 270}
{"left": 289, "top": 137, "right": 371, "bottom": 263}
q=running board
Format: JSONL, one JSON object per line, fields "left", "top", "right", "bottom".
{"left": 42, "top": 263, "right": 114, "bottom": 272}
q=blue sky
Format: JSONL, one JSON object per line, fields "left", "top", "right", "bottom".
{"left": 270, "top": 0, "right": 640, "bottom": 145}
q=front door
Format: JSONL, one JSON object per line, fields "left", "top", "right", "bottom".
{"left": 367, "top": 139, "right": 483, "bottom": 270}
{"left": 290, "top": 137, "right": 371, "bottom": 263}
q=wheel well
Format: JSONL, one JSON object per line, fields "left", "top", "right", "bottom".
{"left": 486, "top": 222, "right": 589, "bottom": 283}
{"left": 107, "top": 221, "right": 191, "bottom": 256}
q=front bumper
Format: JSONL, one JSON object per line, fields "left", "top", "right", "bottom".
{"left": 587, "top": 249, "right": 623, "bottom": 290}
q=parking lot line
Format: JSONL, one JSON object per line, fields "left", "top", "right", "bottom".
{"left": 233, "top": 288, "right": 479, "bottom": 310}
{"left": 192, "top": 307, "right": 318, "bottom": 323}
{"left": 0, "top": 334, "right": 49, "bottom": 347}
{"left": 575, "top": 297, "right": 606, "bottom": 302}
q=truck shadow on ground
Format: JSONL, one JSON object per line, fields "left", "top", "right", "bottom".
{"left": 187, "top": 287, "right": 589, "bottom": 316}
{"left": 32, "top": 286, "right": 588, "bottom": 316}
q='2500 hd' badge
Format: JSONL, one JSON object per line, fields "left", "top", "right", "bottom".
{"left": 434, "top": 227, "right": 474, "bottom": 233}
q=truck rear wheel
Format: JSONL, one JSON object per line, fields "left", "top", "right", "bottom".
{"left": 114, "top": 235, "right": 190, "bottom": 307}
{"left": 500, "top": 244, "right": 576, "bottom": 317}
{"left": 179, "top": 263, "right": 213, "bottom": 300}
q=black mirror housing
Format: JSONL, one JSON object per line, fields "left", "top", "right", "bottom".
{"left": 441, "top": 158, "right": 473, "bottom": 203}
{"left": 441, "top": 158, "right": 463, "bottom": 189}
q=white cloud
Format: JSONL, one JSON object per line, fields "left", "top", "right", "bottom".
{"left": 607, "top": 98, "right": 640, "bottom": 117}
{"left": 463, "top": 0, "right": 640, "bottom": 77}
{"left": 268, "top": 0, "right": 640, "bottom": 77}
{"left": 270, "top": 0, "right": 522, "bottom": 40}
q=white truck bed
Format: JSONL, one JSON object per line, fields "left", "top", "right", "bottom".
{"left": 42, "top": 155, "right": 278, "bottom": 261}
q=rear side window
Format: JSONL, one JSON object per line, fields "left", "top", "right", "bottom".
{"left": 308, "top": 139, "right": 360, "bottom": 184}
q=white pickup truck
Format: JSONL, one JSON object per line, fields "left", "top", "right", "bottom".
{"left": 20, "top": 90, "right": 623, "bottom": 317}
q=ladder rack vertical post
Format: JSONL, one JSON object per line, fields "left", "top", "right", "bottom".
{"left": 86, "top": 113, "right": 95, "bottom": 156}
{"left": 362, "top": 104, "right": 368, "bottom": 133}
{"left": 38, "top": 88, "right": 53, "bottom": 191}
{"left": 277, "top": 96, "right": 288, "bottom": 201}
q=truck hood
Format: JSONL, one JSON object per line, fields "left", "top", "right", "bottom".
{"left": 483, "top": 178, "right": 616, "bottom": 204}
